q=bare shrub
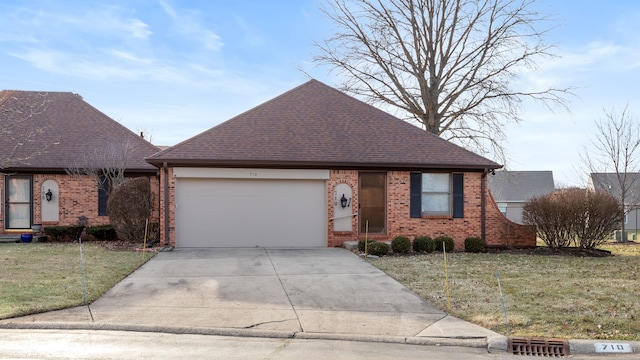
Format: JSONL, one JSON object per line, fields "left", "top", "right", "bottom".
{"left": 523, "top": 193, "right": 572, "bottom": 249}
{"left": 107, "top": 177, "right": 152, "bottom": 243}
{"left": 574, "top": 190, "right": 623, "bottom": 249}
{"left": 523, "top": 188, "right": 622, "bottom": 250}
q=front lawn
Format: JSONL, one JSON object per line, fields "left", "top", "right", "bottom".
{"left": 369, "top": 242, "right": 640, "bottom": 340}
{"left": 0, "top": 243, "right": 153, "bottom": 319}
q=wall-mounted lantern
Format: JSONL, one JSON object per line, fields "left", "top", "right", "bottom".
{"left": 45, "top": 189, "right": 53, "bottom": 202}
{"left": 340, "top": 194, "right": 349, "bottom": 209}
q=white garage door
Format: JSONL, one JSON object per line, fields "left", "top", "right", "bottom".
{"left": 174, "top": 169, "right": 328, "bottom": 248}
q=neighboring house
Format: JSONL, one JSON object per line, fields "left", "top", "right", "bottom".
{"left": 588, "top": 172, "right": 640, "bottom": 241}
{"left": 488, "top": 171, "right": 555, "bottom": 224}
{"left": 0, "top": 90, "right": 160, "bottom": 235}
{"left": 146, "top": 80, "right": 535, "bottom": 249}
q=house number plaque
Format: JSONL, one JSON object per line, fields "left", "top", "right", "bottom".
{"left": 594, "top": 343, "right": 632, "bottom": 353}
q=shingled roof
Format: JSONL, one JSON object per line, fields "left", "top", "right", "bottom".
{"left": 0, "top": 90, "right": 159, "bottom": 172}
{"left": 488, "top": 171, "right": 555, "bottom": 202}
{"left": 147, "top": 80, "right": 500, "bottom": 171}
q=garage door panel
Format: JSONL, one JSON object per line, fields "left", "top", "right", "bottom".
{"left": 176, "top": 178, "right": 326, "bottom": 247}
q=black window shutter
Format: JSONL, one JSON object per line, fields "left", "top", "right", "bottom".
{"left": 410, "top": 173, "right": 422, "bottom": 218}
{"left": 453, "top": 173, "right": 464, "bottom": 218}
{"left": 98, "top": 176, "right": 110, "bottom": 216}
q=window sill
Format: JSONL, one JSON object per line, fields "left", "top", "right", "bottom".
{"left": 420, "top": 214, "right": 453, "bottom": 220}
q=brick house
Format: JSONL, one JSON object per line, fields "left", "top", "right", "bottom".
{"left": 0, "top": 90, "right": 160, "bottom": 236}
{"left": 147, "top": 80, "right": 535, "bottom": 249}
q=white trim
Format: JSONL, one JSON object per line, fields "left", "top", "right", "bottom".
{"left": 173, "top": 167, "right": 329, "bottom": 180}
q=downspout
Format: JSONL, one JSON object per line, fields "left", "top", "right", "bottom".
{"left": 481, "top": 169, "right": 487, "bottom": 242}
{"left": 163, "top": 162, "right": 170, "bottom": 246}
{"left": 156, "top": 169, "right": 161, "bottom": 239}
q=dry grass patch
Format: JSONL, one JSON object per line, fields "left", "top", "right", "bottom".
{"left": 369, "top": 242, "right": 640, "bottom": 340}
{"left": 0, "top": 243, "right": 153, "bottom": 319}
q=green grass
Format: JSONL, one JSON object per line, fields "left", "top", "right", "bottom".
{"left": 369, "top": 243, "right": 640, "bottom": 340}
{"left": 0, "top": 243, "right": 153, "bottom": 319}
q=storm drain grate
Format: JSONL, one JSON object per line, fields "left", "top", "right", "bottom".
{"left": 509, "top": 337, "right": 570, "bottom": 357}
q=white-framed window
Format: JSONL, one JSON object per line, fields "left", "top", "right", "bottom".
{"left": 497, "top": 202, "right": 507, "bottom": 215}
{"left": 421, "top": 173, "right": 451, "bottom": 215}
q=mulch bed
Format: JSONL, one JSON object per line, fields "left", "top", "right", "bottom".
{"left": 487, "top": 246, "right": 614, "bottom": 257}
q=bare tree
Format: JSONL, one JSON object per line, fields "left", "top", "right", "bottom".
{"left": 65, "top": 140, "right": 136, "bottom": 195}
{"left": 583, "top": 104, "right": 640, "bottom": 242}
{"left": 313, "top": 0, "right": 571, "bottom": 162}
{"left": 0, "top": 91, "right": 51, "bottom": 169}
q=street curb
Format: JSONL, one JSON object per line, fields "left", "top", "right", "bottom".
{"left": 486, "top": 335, "right": 640, "bottom": 356}
{"left": 569, "top": 339, "right": 640, "bottom": 355}
{"left": 2, "top": 322, "right": 638, "bottom": 355}
{"left": 486, "top": 335, "right": 509, "bottom": 353}
{"left": 0, "top": 322, "right": 486, "bottom": 349}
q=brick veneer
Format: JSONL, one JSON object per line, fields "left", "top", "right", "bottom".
{"left": 158, "top": 168, "right": 535, "bottom": 249}
{"left": 1, "top": 173, "right": 160, "bottom": 233}
{"left": 328, "top": 170, "right": 536, "bottom": 250}
{"left": 484, "top": 189, "right": 537, "bottom": 248}
{"left": 158, "top": 167, "right": 176, "bottom": 247}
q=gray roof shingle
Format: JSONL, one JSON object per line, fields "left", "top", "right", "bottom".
{"left": 589, "top": 173, "right": 640, "bottom": 204}
{"left": 488, "top": 170, "right": 555, "bottom": 202}
{"left": 147, "top": 80, "right": 501, "bottom": 170}
{"left": 0, "top": 90, "right": 159, "bottom": 172}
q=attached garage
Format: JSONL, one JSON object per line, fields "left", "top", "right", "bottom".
{"left": 174, "top": 168, "right": 329, "bottom": 248}
{"left": 147, "top": 80, "right": 510, "bottom": 249}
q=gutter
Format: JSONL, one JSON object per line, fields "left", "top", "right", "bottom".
{"left": 481, "top": 169, "right": 488, "bottom": 242}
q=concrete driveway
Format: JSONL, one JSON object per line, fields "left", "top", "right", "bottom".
{"left": 0, "top": 248, "right": 501, "bottom": 347}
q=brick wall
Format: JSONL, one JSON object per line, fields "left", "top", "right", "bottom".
{"left": 484, "top": 189, "right": 537, "bottom": 248}
{"left": 1, "top": 173, "right": 160, "bottom": 233}
{"left": 158, "top": 167, "right": 176, "bottom": 247}
{"left": 327, "top": 170, "right": 359, "bottom": 247}
{"left": 327, "top": 170, "right": 536, "bottom": 250}
{"left": 157, "top": 168, "right": 535, "bottom": 249}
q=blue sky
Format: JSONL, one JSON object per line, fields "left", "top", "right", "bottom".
{"left": 1, "top": 1, "right": 639, "bottom": 187}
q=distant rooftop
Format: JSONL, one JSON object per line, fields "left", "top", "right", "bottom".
{"left": 488, "top": 170, "right": 555, "bottom": 202}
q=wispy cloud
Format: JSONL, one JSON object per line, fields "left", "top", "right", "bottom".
{"left": 159, "top": 0, "right": 223, "bottom": 51}
{"left": 9, "top": 47, "right": 186, "bottom": 83}
{"left": 0, "top": 1, "right": 231, "bottom": 84}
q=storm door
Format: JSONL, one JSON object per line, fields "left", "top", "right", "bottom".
{"left": 4, "top": 176, "right": 32, "bottom": 229}
{"left": 359, "top": 172, "right": 386, "bottom": 234}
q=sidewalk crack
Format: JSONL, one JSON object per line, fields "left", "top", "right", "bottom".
{"left": 242, "top": 318, "right": 298, "bottom": 329}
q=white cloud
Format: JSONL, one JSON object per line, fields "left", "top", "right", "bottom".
{"left": 159, "top": 0, "right": 178, "bottom": 19}
{"left": 8, "top": 48, "right": 68, "bottom": 73}
{"left": 9, "top": 47, "right": 187, "bottom": 83}
{"left": 107, "top": 49, "right": 153, "bottom": 65}
{"left": 123, "top": 18, "right": 153, "bottom": 40}
{"left": 158, "top": 0, "right": 224, "bottom": 51}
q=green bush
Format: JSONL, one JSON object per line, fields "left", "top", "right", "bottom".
{"left": 358, "top": 238, "right": 376, "bottom": 252}
{"left": 434, "top": 236, "right": 455, "bottom": 252}
{"left": 368, "top": 241, "right": 389, "bottom": 256}
{"left": 413, "top": 236, "right": 434, "bottom": 253}
{"left": 464, "top": 237, "right": 485, "bottom": 253}
{"left": 85, "top": 225, "right": 117, "bottom": 241}
{"left": 43, "top": 225, "right": 85, "bottom": 242}
{"left": 391, "top": 236, "right": 411, "bottom": 253}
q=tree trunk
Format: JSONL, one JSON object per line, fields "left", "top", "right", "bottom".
{"left": 620, "top": 213, "right": 627, "bottom": 243}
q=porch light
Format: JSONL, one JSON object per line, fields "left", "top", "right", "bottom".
{"left": 45, "top": 189, "right": 53, "bottom": 202}
{"left": 340, "top": 194, "right": 348, "bottom": 209}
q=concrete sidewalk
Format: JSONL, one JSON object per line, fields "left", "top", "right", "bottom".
{"left": 0, "top": 248, "right": 502, "bottom": 349}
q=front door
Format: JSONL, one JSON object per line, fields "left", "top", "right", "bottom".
{"left": 4, "top": 176, "right": 32, "bottom": 229}
{"left": 359, "top": 172, "right": 386, "bottom": 234}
